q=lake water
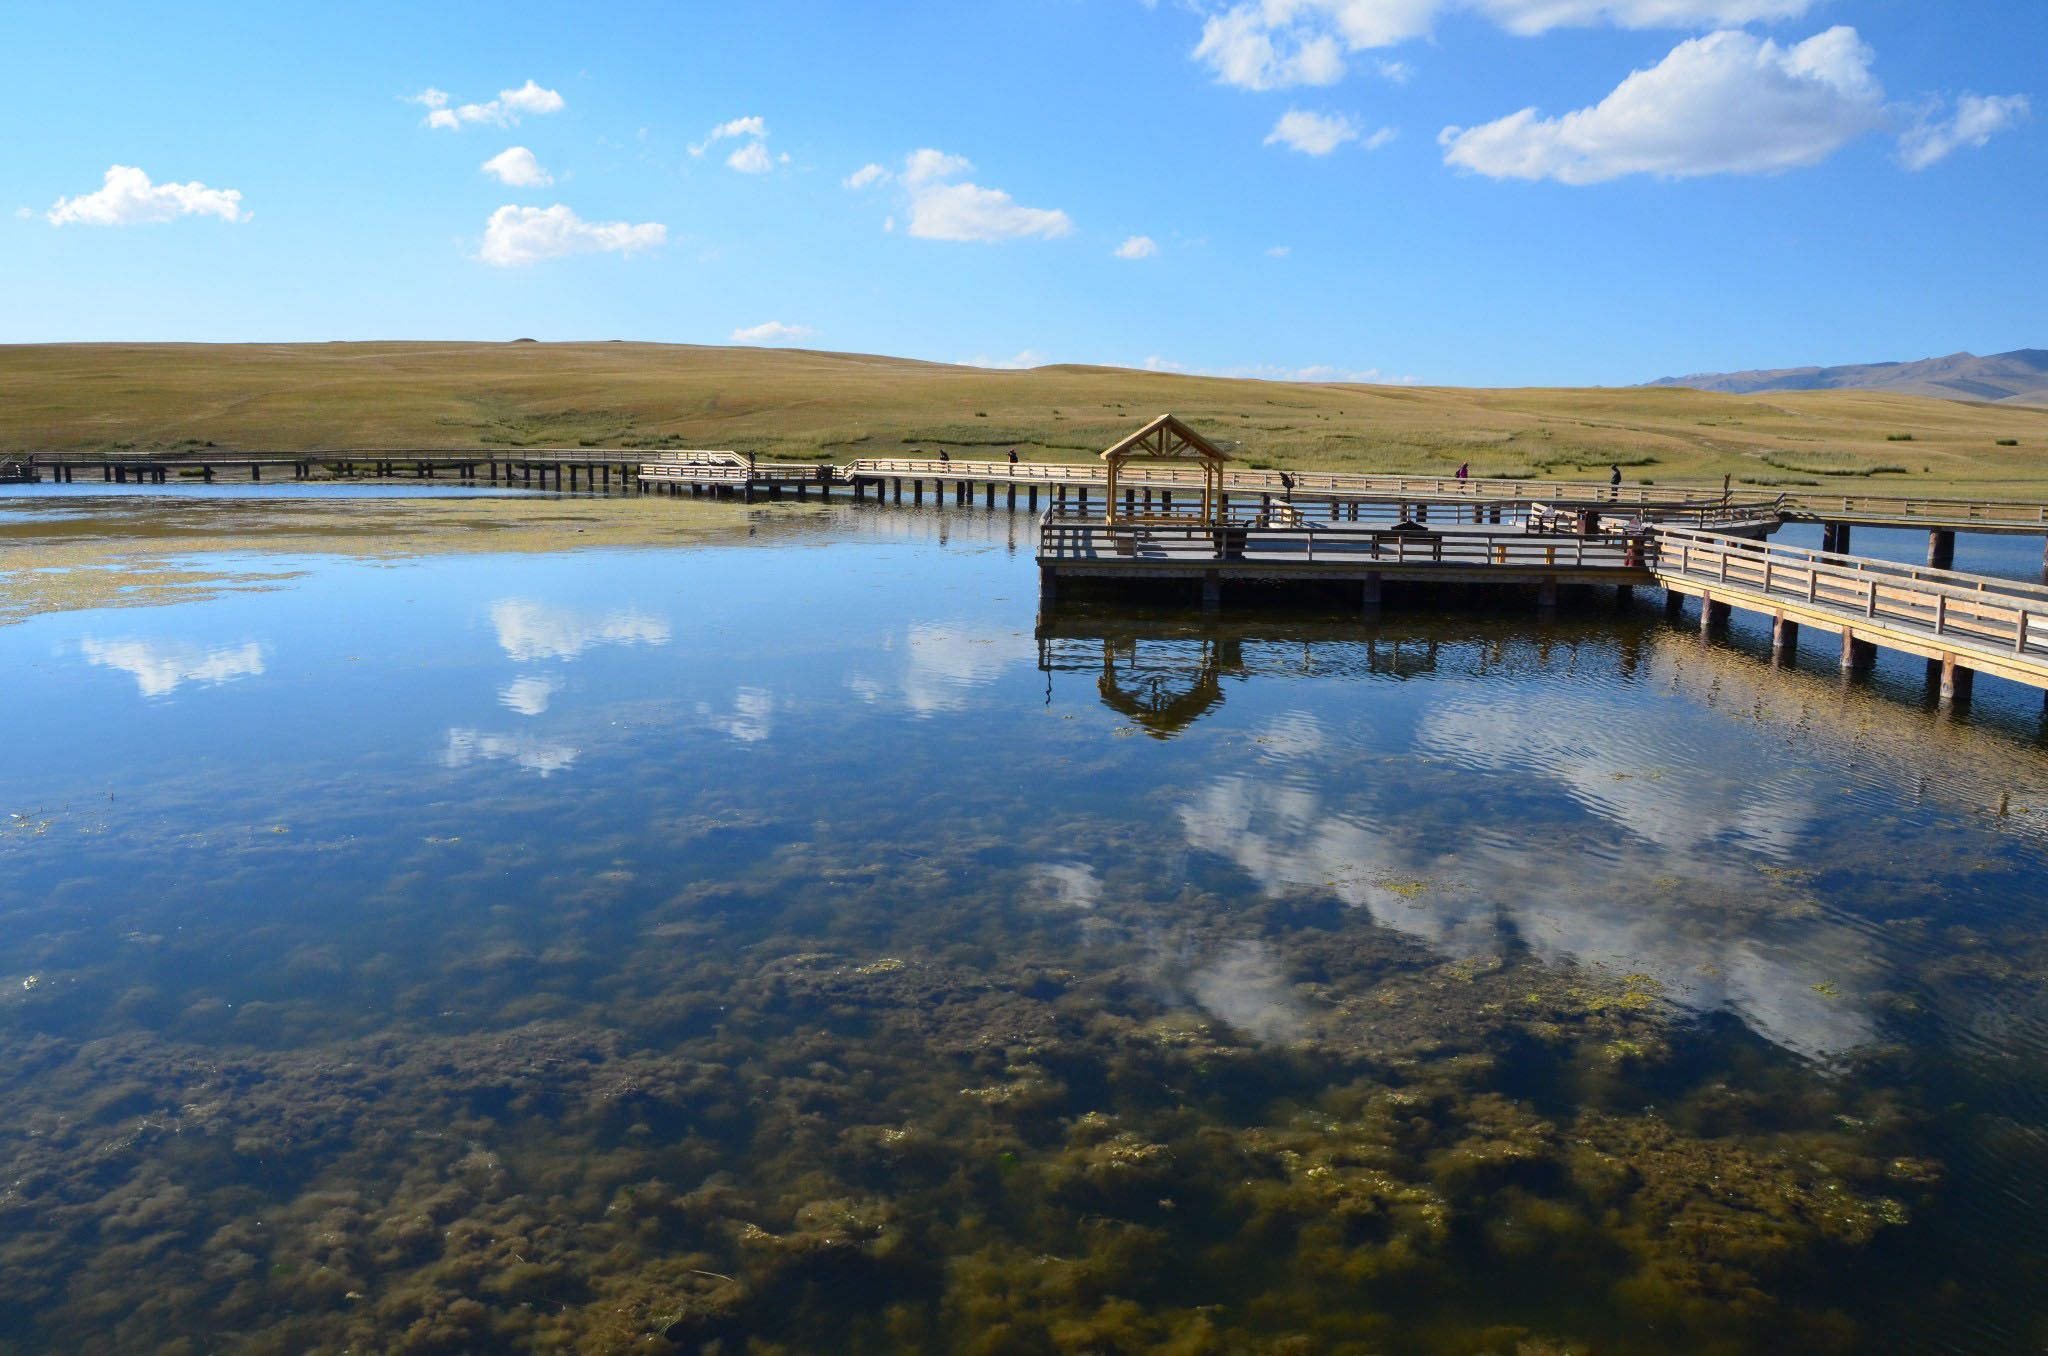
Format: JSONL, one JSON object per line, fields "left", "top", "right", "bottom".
{"left": 3, "top": 488, "right": 2047, "bottom": 1355}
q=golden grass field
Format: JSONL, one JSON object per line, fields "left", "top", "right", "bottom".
{"left": 6, "top": 340, "right": 2048, "bottom": 494}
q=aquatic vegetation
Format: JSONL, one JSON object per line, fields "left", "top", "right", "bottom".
{"left": 0, "top": 497, "right": 2045, "bottom": 1352}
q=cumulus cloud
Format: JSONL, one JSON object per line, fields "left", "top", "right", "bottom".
{"left": 420, "top": 80, "right": 565, "bottom": 129}
{"left": 692, "top": 115, "right": 785, "bottom": 173}
{"left": 1440, "top": 26, "right": 1886, "bottom": 183}
{"left": 901, "top": 148, "right": 974, "bottom": 186}
{"left": 477, "top": 204, "right": 666, "bottom": 266}
{"left": 481, "top": 146, "right": 553, "bottom": 187}
{"left": 1194, "top": 0, "right": 1817, "bottom": 89}
{"left": 730, "top": 321, "right": 818, "bottom": 344}
{"left": 910, "top": 181, "right": 1073, "bottom": 241}
{"left": 1114, "top": 234, "right": 1159, "bottom": 259}
{"left": 1266, "top": 109, "right": 1361, "bottom": 154}
{"left": 1898, "top": 92, "right": 2031, "bottom": 170}
{"left": 48, "top": 165, "right": 246, "bottom": 226}
{"left": 860, "top": 148, "right": 1072, "bottom": 243}
{"left": 691, "top": 116, "right": 767, "bottom": 154}
{"left": 726, "top": 141, "right": 787, "bottom": 174}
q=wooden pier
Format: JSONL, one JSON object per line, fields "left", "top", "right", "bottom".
{"left": 21, "top": 415, "right": 2048, "bottom": 706}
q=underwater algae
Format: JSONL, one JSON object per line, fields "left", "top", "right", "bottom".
{"left": 0, "top": 893, "right": 1934, "bottom": 1356}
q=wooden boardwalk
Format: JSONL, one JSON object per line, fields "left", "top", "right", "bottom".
{"left": 1650, "top": 526, "right": 2048, "bottom": 701}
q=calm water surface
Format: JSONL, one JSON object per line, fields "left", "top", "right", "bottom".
{"left": 3, "top": 490, "right": 2048, "bottom": 1355}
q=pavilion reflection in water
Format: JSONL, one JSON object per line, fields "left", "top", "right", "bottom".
{"left": 1036, "top": 616, "right": 1461, "bottom": 737}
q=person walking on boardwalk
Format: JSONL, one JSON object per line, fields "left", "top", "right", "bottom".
{"left": 1007, "top": 448, "right": 1019, "bottom": 466}
{"left": 1609, "top": 463, "right": 1621, "bottom": 500}
{"left": 938, "top": 449, "right": 949, "bottom": 466}
{"left": 1456, "top": 461, "right": 1469, "bottom": 481}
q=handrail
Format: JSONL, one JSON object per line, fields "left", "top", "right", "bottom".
{"left": 1649, "top": 527, "right": 2048, "bottom": 660}
{"left": 1038, "top": 514, "right": 1656, "bottom": 570}
{"left": 1651, "top": 525, "right": 2048, "bottom": 603}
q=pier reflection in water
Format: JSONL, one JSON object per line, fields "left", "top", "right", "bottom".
{"left": 2, "top": 496, "right": 2048, "bottom": 1354}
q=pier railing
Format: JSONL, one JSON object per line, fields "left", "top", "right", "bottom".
{"left": 1651, "top": 527, "right": 2048, "bottom": 658}
{"left": 1773, "top": 491, "right": 2048, "bottom": 528}
{"left": 1040, "top": 514, "right": 1655, "bottom": 570}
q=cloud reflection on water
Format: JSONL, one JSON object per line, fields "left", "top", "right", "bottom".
{"left": 1178, "top": 764, "right": 1877, "bottom": 1062}
{"left": 79, "top": 637, "right": 267, "bottom": 698}
{"left": 698, "top": 687, "right": 775, "bottom": 742}
{"left": 442, "top": 728, "right": 580, "bottom": 776}
{"left": 498, "top": 674, "right": 563, "bottom": 716}
{"left": 848, "top": 622, "right": 1034, "bottom": 715}
{"left": 488, "top": 599, "right": 670, "bottom": 661}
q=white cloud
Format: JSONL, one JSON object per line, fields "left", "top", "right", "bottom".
{"left": 1194, "top": 0, "right": 1817, "bottom": 89}
{"left": 499, "top": 79, "right": 565, "bottom": 115}
{"left": 421, "top": 80, "right": 565, "bottom": 129}
{"left": 1114, "top": 234, "right": 1159, "bottom": 259}
{"left": 844, "top": 162, "right": 890, "bottom": 189}
{"left": 1266, "top": 109, "right": 1361, "bottom": 154}
{"left": 1363, "top": 126, "right": 1399, "bottom": 149}
{"left": 1265, "top": 244, "right": 1291, "bottom": 257}
{"left": 726, "top": 141, "right": 786, "bottom": 174}
{"left": 730, "top": 321, "right": 819, "bottom": 344}
{"left": 481, "top": 146, "right": 553, "bottom": 187}
{"left": 909, "top": 181, "right": 1073, "bottom": 242}
{"left": 902, "top": 148, "right": 974, "bottom": 186}
{"left": 12, "top": 207, "right": 30, "bottom": 220}
{"left": 477, "top": 204, "right": 666, "bottom": 266}
{"left": 1377, "top": 58, "right": 1415, "bottom": 83}
{"left": 80, "top": 638, "right": 265, "bottom": 697}
{"left": 691, "top": 116, "right": 768, "bottom": 155}
{"left": 1898, "top": 92, "right": 2031, "bottom": 170}
{"left": 1440, "top": 26, "right": 1886, "bottom": 184}
{"left": 48, "top": 165, "right": 246, "bottom": 226}
{"left": 690, "top": 116, "right": 784, "bottom": 174}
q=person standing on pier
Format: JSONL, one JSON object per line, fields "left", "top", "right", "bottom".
{"left": 938, "top": 449, "right": 949, "bottom": 465}
{"left": 1456, "top": 462, "right": 1469, "bottom": 481}
{"left": 1609, "top": 463, "right": 1621, "bottom": 500}
{"left": 1008, "top": 448, "right": 1018, "bottom": 466}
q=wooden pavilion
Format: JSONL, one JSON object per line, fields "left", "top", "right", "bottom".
{"left": 1101, "top": 414, "right": 1230, "bottom": 526}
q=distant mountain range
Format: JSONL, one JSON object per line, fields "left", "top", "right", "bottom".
{"left": 1645, "top": 349, "right": 2048, "bottom": 405}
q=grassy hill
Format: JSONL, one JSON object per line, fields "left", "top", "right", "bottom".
{"left": 6, "top": 340, "right": 2048, "bottom": 494}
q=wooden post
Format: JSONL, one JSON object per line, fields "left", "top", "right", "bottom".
{"left": 1928, "top": 530, "right": 1954, "bottom": 570}
{"left": 1771, "top": 614, "right": 1798, "bottom": 664}
{"left": 1840, "top": 629, "right": 1876, "bottom": 671}
{"left": 986, "top": 481, "right": 996, "bottom": 509}
{"left": 1007, "top": 485, "right": 1017, "bottom": 510}
{"left": 1361, "top": 573, "right": 1381, "bottom": 616}
{"left": 1202, "top": 572, "right": 1221, "bottom": 612}
{"left": 1940, "top": 654, "right": 1974, "bottom": 708}
{"left": 1029, "top": 485, "right": 1038, "bottom": 511}
{"left": 1537, "top": 578, "right": 1558, "bottom": 611}
{"left": 913, "top": 479, "right": 923, "bottom": 504}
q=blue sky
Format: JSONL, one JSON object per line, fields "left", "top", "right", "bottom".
{"left": 2, "top": 0, "right": 2039, "bottom": 385}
